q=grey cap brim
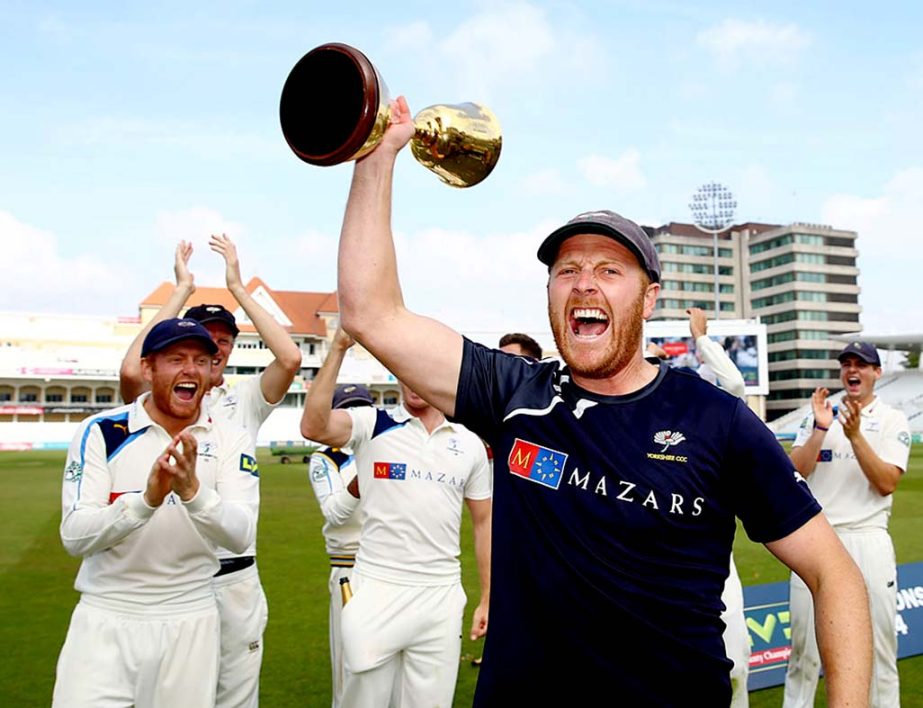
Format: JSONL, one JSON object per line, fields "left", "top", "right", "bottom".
{"left": 537, "top": 222, "right": 660, "bottom": 283}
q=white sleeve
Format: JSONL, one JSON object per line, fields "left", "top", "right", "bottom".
{"left": 877, "top": 409, "right": 912, "bottom": 473}
{"left": 695, "top": 335, "right": 746, "bottom": 400}
{"left": 309, "top": 449, "right": 360, "bottom": 526}
{"left": 60, "top": 421, "right": 155, "bottom": 557}
{"left": 239, "top": 375, "right": 277, "bottom": 428}
{"left": 792, "top": 413, "right": 816, "bottom": 449}
{"left": 464, "top": 437, "right": 493, "bottom": 501}
{"left": 184, "top": 428, "right": 259, "bottom": 554}
{"left": 345, "top": 406, "right": 378, "bottom": 451}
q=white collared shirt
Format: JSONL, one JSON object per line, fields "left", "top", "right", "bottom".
{"left": 205, "top": 375, "right": 276, "bottom": 558}
{"left": 793, "top": 397, "right": 911, "bottom": 530}
{"left": 60, "top": 394, "right": 259, "bottom": 609}
{"left": 346, "top": 405, "right": 491, "bottom": 584}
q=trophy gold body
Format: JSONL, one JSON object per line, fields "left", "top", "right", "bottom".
{"left": 279, "top": 43, "right": 502, "bottom": 188}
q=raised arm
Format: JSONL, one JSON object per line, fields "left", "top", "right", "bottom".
{"left": 300, "top": 327, "right": 355, "bottom": 448}
{"left": 687, "top": 307, "right": 746, "bottom": 399}
{"left": 337, "top": 96, "right": 463, "bottom": 416}
{"left": 767, "top": 513, "right": 872, "bottom": 707}
{"left": 119, "top": 241, "right": 195, "bottom": 402}
{"left": 209, "top": 233, "right": 302, "bottom": 404}
{"left": 840, "top": 398, "right": 903, "bottom": 496}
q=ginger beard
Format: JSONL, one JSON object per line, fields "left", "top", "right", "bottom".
{"left": 142, "top": 343, "right": 212, "bottom": 427}
{"left": 545, "top": 234, "right": 655, "bottom": 382}
{"left": 549, "top": 282, "right": 647, "bottom": 380}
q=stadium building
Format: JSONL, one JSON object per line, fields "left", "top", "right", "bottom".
{"left": 0, "top": 278, "right": 400, "bottom": 449}
{"left": 647, "top": 221, "right": 861, "bottom": 420}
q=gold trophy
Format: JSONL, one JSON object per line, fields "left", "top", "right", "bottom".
{"left": 279, "top": 43, "right": 502, "bottom": 188}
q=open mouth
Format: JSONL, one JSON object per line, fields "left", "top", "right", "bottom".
{"left": 174, "top": 382, "right": 198, "bottom": 402}
{"left": 846, "top": 375, "right": 861, "bottom": 388}
{"left": 569, "top": 307, "right": 610, "bottom": 339}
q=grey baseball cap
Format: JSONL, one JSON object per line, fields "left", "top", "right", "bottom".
{"left": 537, "top": 209, "right": 661, "bottom": 283}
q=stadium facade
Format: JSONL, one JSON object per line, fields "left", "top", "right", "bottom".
{"left": 0, "top": 278, "right": 400, "bottom": 449}
{"left": 647, "top": 221, "right": 861, "bottom": 420}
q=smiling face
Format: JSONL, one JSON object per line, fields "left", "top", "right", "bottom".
{"left": 202, "top": 321, "right": 236, "bottom": 387}
{"left": 547, "top": 234, "right": 659, "bottom": 381}
{"left": 141, "top": 340, "right": 213, "bottom": 432}
{"left": 839, "top": 354, "right": 881, "bottom": 406}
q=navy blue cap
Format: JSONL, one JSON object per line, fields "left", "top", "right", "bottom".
{"left": 141, "top": 318, "right": 220, "bottom": 358}
{"left": 837, "top": 341, "right": 881, "bottom": 367}
{"left": 184, "top": 304, "right": 240, "bottom": 337}
{"left": 537, "top": 209, "right": 661, "bottom": 283}
{"left": 332, "top": 384, "right": 374, "bottom": 409}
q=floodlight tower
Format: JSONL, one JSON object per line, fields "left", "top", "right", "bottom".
{"left": 689, "top": 182, "right": 737, "bottom": 319}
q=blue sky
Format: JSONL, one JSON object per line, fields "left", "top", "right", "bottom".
{"left": 2, "top": 0, "right": 922, "bottom": 342}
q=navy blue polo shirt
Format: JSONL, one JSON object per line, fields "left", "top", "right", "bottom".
{"left": 454, "top": 339, "right": 820, "bottom": 706}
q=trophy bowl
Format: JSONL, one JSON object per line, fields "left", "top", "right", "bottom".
{"left": 279, "top": 43, "right": 502, "bottom": 188}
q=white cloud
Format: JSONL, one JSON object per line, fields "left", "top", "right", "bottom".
{"left": 0, "top": 211, "right": 118, "bottom": 314}
{"left": 821, "top": 167, "right": 923, "bottom": 334}
{"left": 578, "top": 150, "right": 646, "bottom": 190}
{"left": 387, "top": 1, "right": 605, "bottom": 100}
{"left": 389, "top": 221, "right": 554, "bottom": 333}
{"left": 696, "top": 19, "right": 811, "bottom": 66}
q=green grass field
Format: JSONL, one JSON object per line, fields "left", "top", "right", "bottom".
{"left": 2, "top": 446, "right": 922, "bottom": 706}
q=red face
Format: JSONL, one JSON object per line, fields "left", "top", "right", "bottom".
{"left": 202, "top": 321, "right": 236, "bottom": 387}
{"left": 839, "top": 354, "right": 880, "bottom": 406}
{"left": 142, "top": 341, "right": 213, "bottom": 428}
{"left": 547, "top": 234, "right": 659, "bottom": 381}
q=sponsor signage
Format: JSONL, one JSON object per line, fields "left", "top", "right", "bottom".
{"left": 0, "top": 405, "right": 43, "bottom": 415}
{"left": 744, "top": 561, "right": 923, "bottom": 691}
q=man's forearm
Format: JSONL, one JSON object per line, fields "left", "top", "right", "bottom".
{"left": 849, "top": 434, "right": 900, "bottom": 496}
{"left": 812, "top": 561, "right": 873, "bottom": 706}
{"left": 300, "top": 342, "right": 348, "bottom": 440}
{"left": 338, "top": 154, "right": 406, "bottom": 340}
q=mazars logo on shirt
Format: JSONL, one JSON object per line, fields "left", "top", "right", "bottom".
{"left": 816, "top": 449, "right": 857, "bottom": 462}
{"left": 508, "top": 438, "right": 567, "bottom": 490}
{"left": 374, "top": 462, "right": 406, "bottom": 480}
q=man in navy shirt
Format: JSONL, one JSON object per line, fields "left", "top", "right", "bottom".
{"left": 332, "top": 95, "right": 873, "bottom": 706}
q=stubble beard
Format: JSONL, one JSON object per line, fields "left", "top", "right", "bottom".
{"left": 549, "top": 287, "right": 646, "bottom": 380}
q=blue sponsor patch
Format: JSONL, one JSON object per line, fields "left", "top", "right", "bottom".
{"left": 816, "top": 449, "right": 833, "bottom": 462}
{"left": 240, "top": 453, "right": 259, "bottom": 477}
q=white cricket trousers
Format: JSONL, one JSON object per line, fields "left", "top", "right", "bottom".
{"left": 723, "top": 556, "right": 750, "bottom": 708}
{"left": 328, "top": 565, "right": 353, "bottom": 708}
{"left": 783, "top": 528, "right": 899, "bottom": 708}
{"left": 214, "top": 562, "right": 269, "bottom": 708}
{"left": 340, "top": 571, "right": 467, "bottom": 708}
{"left": 52, "top": 597, "right": 219, "bottom": 708}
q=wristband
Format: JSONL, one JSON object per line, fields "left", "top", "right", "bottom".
{"left": 814, "top": 422, "right": 829, "bottom": 431}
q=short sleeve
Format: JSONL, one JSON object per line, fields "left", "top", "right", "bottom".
{"left": 879, "top": 409, "right": 912, "bottom": 473}
{"left": 346, "top": 406, "right": 379, "bottom": 452}
{"left": 725, "top": 401, "right": 821, "bottom": 543}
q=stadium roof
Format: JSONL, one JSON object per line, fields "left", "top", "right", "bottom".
{"left": 140, "top": 277, "right": 337, "bottom": 337}
{"left": 830, "top": 333, "right": 923, "bottom": 350}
